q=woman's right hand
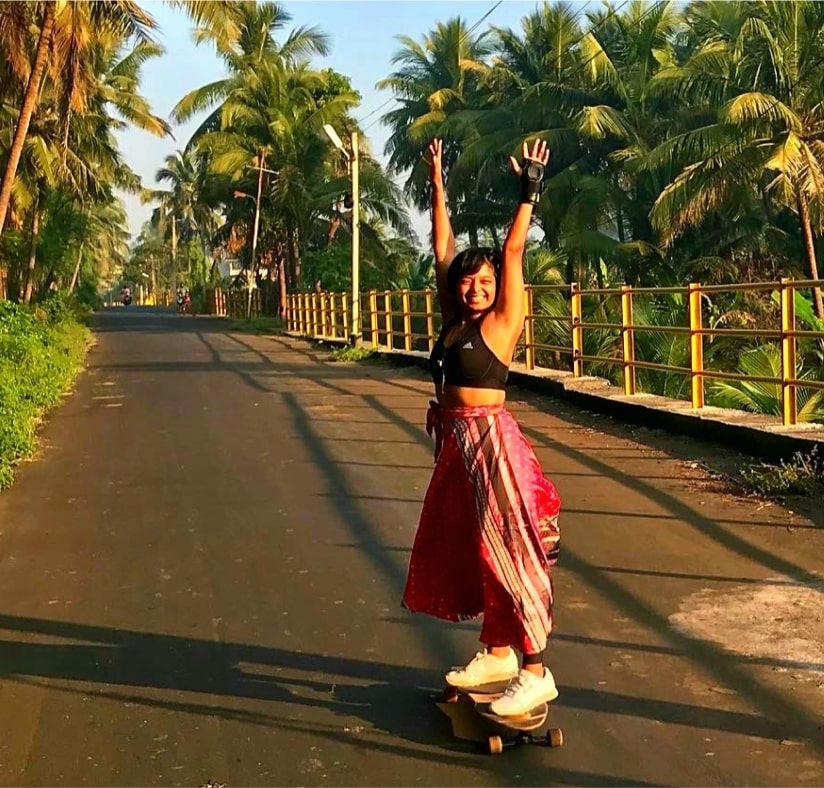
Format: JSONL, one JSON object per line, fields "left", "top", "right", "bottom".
{"left": 428, "top": 138, "right": 444, "bottom": 187}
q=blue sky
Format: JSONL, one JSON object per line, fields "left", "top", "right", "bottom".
{"left": 117, "top": 0, "right": 543, "bottom": 243}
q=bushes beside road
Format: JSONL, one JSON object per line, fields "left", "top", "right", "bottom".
{"left": 0, "top": 296, "right": 90, "bottom": 490}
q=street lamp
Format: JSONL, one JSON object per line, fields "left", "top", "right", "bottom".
{"left": 323, "top": 124, "right": 360, "bottom": 346}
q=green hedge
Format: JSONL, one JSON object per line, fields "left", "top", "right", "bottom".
{"left": 0, "top": 296, "right": 90, "bottom": 490}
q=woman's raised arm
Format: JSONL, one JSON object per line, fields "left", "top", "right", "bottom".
{"left": 428, "top": 139, "right": 457, "bottom": 319}
{"left": 489, "top": 138, "right": 550, "bottom": 340}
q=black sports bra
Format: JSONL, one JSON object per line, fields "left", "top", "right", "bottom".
{"left": 429, "top": 318, "right": 509, "bottom": 390}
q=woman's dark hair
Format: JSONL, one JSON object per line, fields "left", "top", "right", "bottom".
{"left": 446, "top": 247, "right": 502, "bottom": 297}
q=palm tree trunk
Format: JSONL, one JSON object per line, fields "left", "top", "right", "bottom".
{"left": 22, "top": 196, "right": 41, "bottom": 305}
{"left": 68, "top": 243, "right": 85, "bottom": 294}
{"left": 287, "top": 229, "right": 301, "bottom": 288}
{"left": 0, "top": 3, "right": 56, "bottom": 242}
{"left": 277, "top": 255, "right": 287, "bottom": 318}
{"left": 797, "top": 192, "right": 824, "bottom": 319}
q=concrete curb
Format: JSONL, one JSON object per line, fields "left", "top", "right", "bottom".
{"left": 290, "top": 333, "right": 824, "bottom": 462}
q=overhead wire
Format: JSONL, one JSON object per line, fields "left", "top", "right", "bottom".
{"left": 358, "top": 0, "right": 506, "bottom": 134}
{"left": 360, "top": 0, "right": 651, "bottom": 136}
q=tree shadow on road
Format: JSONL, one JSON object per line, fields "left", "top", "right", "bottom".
{"left": 0, "top": 613, "right": 663, "bottom": 786}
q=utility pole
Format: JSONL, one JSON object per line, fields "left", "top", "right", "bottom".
{"left": 350, "top": 132, "right": 360, "bottom": 346}
{"left": 171, "top": 213, "right": 178, "bottom": 300}
{"left": 248, "top": 150, "right": 264, "bottom": 320}
{"left": 235, "top": 152, "right": 277, "bottom": 320}
{"left": 150, "top": 253, "right": 158, "bottom": 303}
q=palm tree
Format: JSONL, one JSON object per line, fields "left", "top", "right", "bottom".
{"left": 151, "top": 149, "right": 221, "bottom": 279}
{"left": 0, "top": 0, "right": 159, "bottom": 242}
{"left": 710, "top": 343, "right": 824, "bottom": 422}
{"left": 170, "top": 0, "right": 329, "bottom": 138}
{"left": 377, "top": 17, "right": 493, "bottom": 218}
{"left": 646, "top": 0, "right": 824, "bottom": 316}
{"left": 197, "top": 58, "right": 411, "bottom": 295}
{"left": 0, "top": 2, "right": 58, "bottom": 245}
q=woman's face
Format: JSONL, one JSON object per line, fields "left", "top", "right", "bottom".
{"left": 456, "top": 262, "right": 497, "bottom": 316}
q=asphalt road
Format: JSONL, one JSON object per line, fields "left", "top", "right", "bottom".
{"left": 0, "top": 308, "right": 822, "bottom": 787}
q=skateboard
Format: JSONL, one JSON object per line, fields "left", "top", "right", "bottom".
{"left": 437, "top": 680, "right": 563, "bottom": 754}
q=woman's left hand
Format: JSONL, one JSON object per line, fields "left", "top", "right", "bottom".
{"left": 509, "top": 138, "right": 550, "bottom": 174}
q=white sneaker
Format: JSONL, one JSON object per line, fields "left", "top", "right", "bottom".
{"left": 489, "top": 667, "right": 559, "bottom": 716}
{"left": 445, "top": 648, "right": 519, "bottom": 689}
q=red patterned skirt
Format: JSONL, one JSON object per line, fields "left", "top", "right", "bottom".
{"left": 403, "top": 402, "right": 561, "bottom": 653}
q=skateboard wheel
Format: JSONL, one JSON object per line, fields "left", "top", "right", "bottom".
{"left": 547, "top": 727, "right": 564, "bottom": 747}
{"left": 488, "top": 735, "right": 503, "bottom": 755}
{"left": 443, "top": 686, "right": 459, "bottom": 703}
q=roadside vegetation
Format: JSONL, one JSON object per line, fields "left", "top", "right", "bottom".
{"left": 226, "top": 316, "right": 285, "bottom": 334}
{"left": 739, "top": 448, "right": 824, "bottom": 499}
{"left": 0, "top": 296, "right": 90, "bottom": 489}
{"left": 329, "top": 345, "right": 379, "bottom": 363}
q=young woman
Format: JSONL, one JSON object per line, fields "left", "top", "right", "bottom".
{"left": 403, "top": 137, "right": 561, "bottom": 717}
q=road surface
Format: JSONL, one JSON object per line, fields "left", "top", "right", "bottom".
{"left": 0, "top": 308, "right": 822, "bottom": 786}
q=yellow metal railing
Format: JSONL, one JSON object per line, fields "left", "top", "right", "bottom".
{"left": 285, "top": 279, "right": 824, "bottom": 426}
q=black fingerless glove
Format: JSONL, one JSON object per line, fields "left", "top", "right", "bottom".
{"left": 519, "top": 160, "right": 545, "bottom": 205}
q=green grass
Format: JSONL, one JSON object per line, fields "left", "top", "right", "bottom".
{"left": 739, "top": 447, "right": 824, "bottom": 498}
{"left": 328, "top": 345, "right": 379, "bottom": 363}
{"left": 0, "top": 295, "right": 91, "bottom": 490}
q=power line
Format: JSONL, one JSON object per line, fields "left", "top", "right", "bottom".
{"left": 360, "top": 0, "right": 654, "bottom": 137}
{"left": 357, "top": 96, "right": 397, "bottom": 126}
{"left": 358, "top": 0, "right": 506, "bottom": 133}
{"left": 463, "top": 0, "right": 502, "bottom": 39}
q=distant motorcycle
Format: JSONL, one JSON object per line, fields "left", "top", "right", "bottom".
{"left": 177, "top": 290, "right": 191, "bottom": 314}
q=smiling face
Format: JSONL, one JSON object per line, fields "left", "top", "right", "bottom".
{"left": 456, "top": 261, "right": 497, "bottom": 318}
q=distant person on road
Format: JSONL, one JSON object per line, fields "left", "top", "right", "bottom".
{"left": 403, "top": 137, "right": 561, "bottom": 717}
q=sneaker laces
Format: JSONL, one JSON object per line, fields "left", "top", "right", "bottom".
{"left": 464, "top": 650, "right": 489, "bottom": 672}
{"left": 501, "top": 672, "right": 531, "bottom": 698}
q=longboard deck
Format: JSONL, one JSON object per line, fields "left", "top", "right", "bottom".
{"left": 438, "top": 686, "right": 550, "bottom": 742}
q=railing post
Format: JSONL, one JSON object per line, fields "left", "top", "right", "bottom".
{"left": 402, "top": 289, "right": 412, "bottom": 351}
{"left": 621, "top": 285, "right": 636, "bottom": 395}
{"left": 300, "top": 294, "right": 307, "bottom": 334}
{"left": 524, "top": 285, "right": 535, "bottom": 370}
{"left": 341, "top": 292, "right": 350, "bottom": 338}
{"left": 313, "top": 293, "right": 321, "bottom": 336}
{"left": 780, "top": 277, "right": 798, "bottom": 426}
{"left": 425, "top": 289, "right": 435, "bottom": 352}
{"left": 384, "top": 291, "right": 393, "bottom": 349}
{"left": 570, "top": 282, "right": 583, "bottom": 377}
{"left": 330, "top": 293, "right": 338, "bottom": 339}
{"left": 689, "top": 283, "right": 705, "bottom": 409}
{"left": 321, "top": 293, "right": 329, "bottom": 338}
{"left": 369, "top": 290, "right": 379, "bottom": 346}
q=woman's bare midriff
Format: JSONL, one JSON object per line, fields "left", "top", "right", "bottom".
{"left": 437, "top": 385, "right": 506, "bottom": 408}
